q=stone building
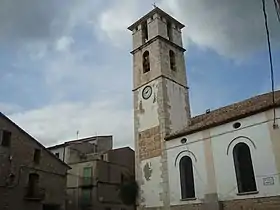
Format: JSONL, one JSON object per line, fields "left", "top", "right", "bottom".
{"left": 48, "top": 136, "right": 113, "bottom": 163}
{"left": 48, "top": 136, "right": 135, "bottom": 210}
{"left": 129, "top": 7, "right": 280, "bottom": 210}
{"left": 0, "top": 112, "right": 70, "bottom": 210}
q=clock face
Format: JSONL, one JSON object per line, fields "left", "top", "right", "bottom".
{"left": 142, "top": 85, "right": 152, "bottom": 100}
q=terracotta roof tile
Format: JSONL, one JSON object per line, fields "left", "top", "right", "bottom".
{"left": 165, "top": 90, "right": 280, "bottom": 140}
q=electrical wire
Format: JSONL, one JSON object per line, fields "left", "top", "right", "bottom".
{"left": 274, "top": 0, "right": 280, "bottom": 22}
{"left": 262, "top": 0, "right": 277, "bottom": 127}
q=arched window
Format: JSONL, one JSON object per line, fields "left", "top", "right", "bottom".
{"left": 179, "top": 156, "right": 195, "bottom": 199}
{"left": 233, "top": 143, "right": 257, "bottom": 193}
{"left": 143, "top": 51, "right": 150, "bottom": 73}
{"left": 169, "top": 50, "right": 176, "bottom": 71}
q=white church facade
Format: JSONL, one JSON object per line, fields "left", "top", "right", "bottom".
{"left": 129, "top": 7, "right": 280, "bottom": 210}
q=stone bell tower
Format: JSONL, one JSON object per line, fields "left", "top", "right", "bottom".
{"left": 128, "top": 7, "right": 190, "bottom": 209}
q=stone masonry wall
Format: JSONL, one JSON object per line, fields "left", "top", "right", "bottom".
{"left": 0, "top": 115, "right": 68, "bottom": 210}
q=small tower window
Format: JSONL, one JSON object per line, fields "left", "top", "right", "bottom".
{"left": 169, "top": 50, "right": 176, "bottom": 71}
{"left": 142, "top": 21, "right": 148, "bottom": 43}
{"left": 143, "top": 51, "right": 150, "bottom": 73}
{"left": 167, "top": 21, "right": 173, "bottom": 41}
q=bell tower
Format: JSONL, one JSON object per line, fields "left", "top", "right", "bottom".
{"left": 128, "top": 7, "right": 190, "bottom": 209}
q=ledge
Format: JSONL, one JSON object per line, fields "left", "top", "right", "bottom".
{"left": 237, "top": 191, "right": 259, "bottom": 196}
{"left": 180, "top": 197, "right": 197, "bottom": 201}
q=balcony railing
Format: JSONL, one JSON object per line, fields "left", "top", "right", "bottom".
{"left": 24, "top": 187, "right": 45, "bottom": 201}
{"left": 79, "top": 177, "right": 94, "bottom": 188}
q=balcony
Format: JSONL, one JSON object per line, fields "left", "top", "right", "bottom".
{"left": 24, "top": 187, "right": 45, "bottom": 201}
{"left": 79, "top": 177, "right": 94, "bottom": 188}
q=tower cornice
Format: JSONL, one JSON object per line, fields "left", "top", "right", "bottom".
{"left": 130, "top": 35, "right": 186, "bottom": 54}
{"left": 132, "top": 75, "right": 189, "bottom": 92}
{"left": 128, "top": 7, "right": 185, "bottom": 31}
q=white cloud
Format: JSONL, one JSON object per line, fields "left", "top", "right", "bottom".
{"left": 98, "top": 0, "right": 141, "bottom": 47}
{"left": 96, "top": 0, "right": 280, "bottom": 59}
{"left": 55, "top": 36, "right": 74, "bottom": 52}
{"left": 0, "top": 103, "right": 22, "bottom": 115}
{"left": 166, "top": 0, "right": 280, "bottom": 59}
{"left": 9, "top": 98, "right": 133, "bottom": 148}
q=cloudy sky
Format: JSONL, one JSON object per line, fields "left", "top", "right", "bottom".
{"left": 0, "top": 0, "right": 279, "bottom": 148}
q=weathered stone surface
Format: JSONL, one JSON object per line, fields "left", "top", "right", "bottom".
{"left": 139, "top": 126, "right": 162, "bottom": 160}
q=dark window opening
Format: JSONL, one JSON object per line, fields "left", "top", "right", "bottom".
{"left": 33, "top": 149, "right": 41, "bottom": 164}
{"left": 93, "top": 144, "right": 97, "bottom": 153}
{"left": 233, "top": 143, "right": 257, "bottom": 193}
{"left": 142, "top": 21, "right": 148, "bottom": 43}
{"left": 121, "top": 173, "right": 126, "bottom": 184}
{"left": 179, "top": 156, "right": 195, "bottom": 199}
{"left": 169, "top": 50, "right": 176, "bottom": 71}
{"left": 27, "top": 173, "right": 39, "bottom": 197}
{"left": 143, "top": 51, "right": 150, "bottom": 73}
{"left": 1, "top": 130, "right": 11, "bottom": 147}
{"left": 55, "top": 153, "right": 60, "bottom": 158}
{"left": 167, "top": 21, "right": 173, "bottom": 41}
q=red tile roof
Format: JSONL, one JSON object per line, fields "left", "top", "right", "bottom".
{"left": 165, "top": 90, "right": 280, "bottom": 140}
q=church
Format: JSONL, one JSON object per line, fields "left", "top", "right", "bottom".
{"left": 128, "top": 7, "right": 280, "bottom": 210}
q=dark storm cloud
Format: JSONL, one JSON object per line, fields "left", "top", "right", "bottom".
{"left": 0, "top": 0, "right": 71, "bottom": 42}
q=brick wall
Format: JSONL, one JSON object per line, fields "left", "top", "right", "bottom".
{"left": 0, "top": 114, "right": 69, "bottom": 210}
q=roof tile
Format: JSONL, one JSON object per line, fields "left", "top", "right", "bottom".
{"left": 165, "top": 90, "right": 280, "bottom": 140}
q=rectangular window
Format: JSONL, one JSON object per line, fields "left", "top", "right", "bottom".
{"left": 27, "top": 173, "right": 39, "bottom": 197}
{"left": 167, "top": 21, "right": 173, "bottom": 41}
{"left": 55, "top": 153, "right": 60, "bottom": 158}
{"left": 1, "top": 130, "right": 11, "bottom": 147}
{"left": 142, "top": 21, "right": 148, "bottom": 43}
{"left": 33, "top": 149, "right": 41, "bottom": 164}
{"left": 83, "top": 167, "right": 92, "bottom": 185}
